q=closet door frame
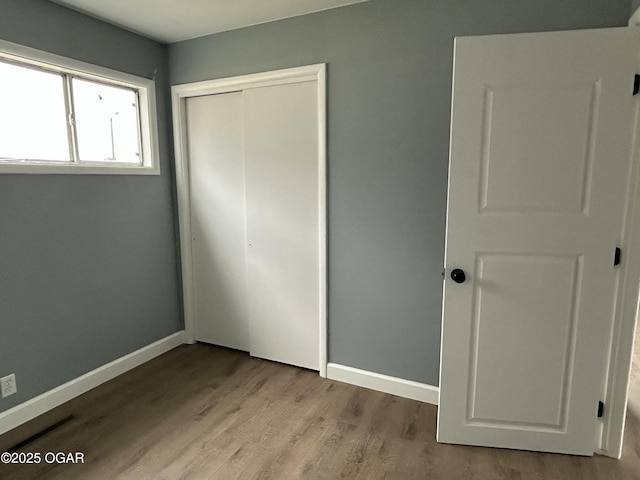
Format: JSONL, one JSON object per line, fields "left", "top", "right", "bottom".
{"left": 171, "top": 64, "right": 328, "bottom": 377}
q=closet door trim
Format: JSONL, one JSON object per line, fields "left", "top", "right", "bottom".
{"left": 171, "top": 64, "right": 327, "bottom": 377}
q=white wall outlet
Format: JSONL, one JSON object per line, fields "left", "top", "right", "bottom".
{"left": 1, "top": 373, "right": 17, "bottom": 398}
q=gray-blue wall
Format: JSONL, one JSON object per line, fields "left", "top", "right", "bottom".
{"left": 0, "top": 0, "right": 181, "bottom": 411}
{"left": 170, "top": 0, "right": 632, "bottom": 385}
{"left": 0, "top": 0, "right": 633, "bottom": 414}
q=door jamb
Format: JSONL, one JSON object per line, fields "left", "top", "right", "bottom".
{"left": 598, "top": 72, "right": 640, "bottom": 457}
{"left": 171, "top": 64, "right": 328, "bottom": 377}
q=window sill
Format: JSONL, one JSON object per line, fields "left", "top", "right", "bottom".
{"left": 0, "top": 161, "right": 160, "bottom": 175}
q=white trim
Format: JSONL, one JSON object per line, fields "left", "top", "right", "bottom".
{"left": 0, "top": 331, "right": 184, "bottom": 435}
{"left": 598, "top": 85, "right": 640, "bottom": 458}
{"left": 630, "top": 7, "right": 640, "bottom": 27}
{"left": 0, "top": 38, "right": 160, "bottom": 175}
{"left": 171, "top": 64, "right": 328, "bottom": 376}
{"left": 0, "top": 161, "right": 160, "bottom": 175}
{"left": 327, "top": 363, "right": 439, "bottom": 405}
{"left": 171, "top": 66, "right": 322, "bottom": 99}
{"left": 317, "top": 65, "right": 328, "bottom": 378}
{"left": 172, "top": 88, "right": 196, "bottom": 344}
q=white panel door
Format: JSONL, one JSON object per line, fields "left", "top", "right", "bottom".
{"left": 438, "top": 27, "right": 639, "bottom": 455}
{"left": 187, "top": 92, "right": 250, "bottom": 351}
{"left": 243, "top": 81, "right": 320, "bottom": 370}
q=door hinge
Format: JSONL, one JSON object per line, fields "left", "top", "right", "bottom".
{"left": 614, "top": 247, "right": 621, "bottom": 266}
{"left": 597, "top": 401, "right": 604, "bottom": 418}
{"left": 634, "top": 74, "right": 640, "bottom": 95}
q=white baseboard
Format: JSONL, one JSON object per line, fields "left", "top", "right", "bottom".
{"left": 630, "top": 6, "right": 640, "bottom": 26}
{"left": 0, "top": 331, "right": 185, "bottom": 435}
{"left": 326, "top": 363, "right": 439, "bottom": 405}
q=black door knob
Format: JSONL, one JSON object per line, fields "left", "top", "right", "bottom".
{"left": 451, "top": 269, "right": 466, "bottom": 284}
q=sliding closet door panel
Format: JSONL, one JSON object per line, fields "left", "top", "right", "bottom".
{"left": 187, "top": 92, "right": 249, "bottom": 351}
{"left": 244, "top": 81, "right": 320, "bottom": 370}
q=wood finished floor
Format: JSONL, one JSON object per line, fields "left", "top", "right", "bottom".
{"left": 1, "top": 340, "right": 639, "bottom": 480}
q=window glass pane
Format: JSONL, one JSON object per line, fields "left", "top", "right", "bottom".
{"left": 72, "top": 78, "right": 141, "bottom": 164}
{"left": 0, "top": 61, "right": 70, "bottom": 162}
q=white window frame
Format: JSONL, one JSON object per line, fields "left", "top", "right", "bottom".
{"left": 0, "top": 39, "right": 160, "bottom": 175}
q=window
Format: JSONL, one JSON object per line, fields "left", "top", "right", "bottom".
{"left": 0, "top": 40, "right": 159, "bottom": 174}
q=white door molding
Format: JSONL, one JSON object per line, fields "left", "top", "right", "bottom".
{"left": 598, "top": 85, "right": 640, "bottom": 458}
{"left": 171, "top": 64, "right": 328, "bottom": 377}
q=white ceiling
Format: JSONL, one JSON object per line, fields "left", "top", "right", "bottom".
{"left": 52, "top": 0, "right": 368, "bottom": 44}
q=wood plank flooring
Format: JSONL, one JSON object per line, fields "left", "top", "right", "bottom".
{"left": 1, "top": 341, "right": 639, "bottom": 480}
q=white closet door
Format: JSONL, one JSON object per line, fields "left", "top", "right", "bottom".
{"left": 243, "top": 81, "right": 320, "bottom": 370}
{"left": 186, "top": 92, "right": 250, "bottom": 351}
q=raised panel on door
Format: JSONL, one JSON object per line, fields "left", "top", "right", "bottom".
{"left": 243, "top": 81, "right": 320, "bottom": 370}
{"left": 438, "top": 27, "right": 639, "bottom": 455}
{"left": 469, "top": 254, "right": 580, "bottom": 428}
{"left": 186, "top": 92, "right": 249, "bottom": 351}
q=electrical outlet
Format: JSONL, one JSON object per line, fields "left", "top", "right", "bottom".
{"left": 1, "top": 374, "right": 17, "bottom": 398}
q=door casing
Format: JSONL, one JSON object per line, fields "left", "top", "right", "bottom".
{"left": 599, "top": 66, "right": 640, "bottom": 457}
{"left": 171, "top": 64, "right": 328, "bottom": 377}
